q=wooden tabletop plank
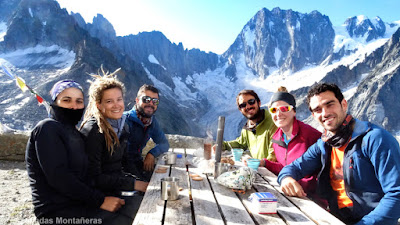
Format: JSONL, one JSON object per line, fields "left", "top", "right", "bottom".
{"left": 164, "top": 166, "right": 192, "bottom": 224}
{"left": 258, "top": 167, "right": 345, "bottom": 225}
{"left": 132, "top": 164, "right": 170, "bottom": 225}
{"left": 163, "top": 148, "right": 193, "bottom": 225}
{"left": 238, "top": 186, "right": 287, "bottom": 225}
{"left": 208, "top": 176, "right": 256, "bottom": 225}
{"left": 252, "top": 172, "right": 315, "bottom": 225}
{"left": 184, "top": 148, "right": 225, "bottom": 225}
{"left": 189, "top": 165, "right": 225, "bottom": 225}
{"left": 258, "top": 167, "right": 280, "bottom": 187}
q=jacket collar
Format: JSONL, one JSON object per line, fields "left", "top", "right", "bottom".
{"left": 243, "top": 108, "right": 266, "bottom": 131}
{"left": 125, "top": 106, "right": 154, "bottom": 127}
{"left": 317, "top": 118, "right": 370, "bottom": 150}
{"left": 350, "top": 118, "right": 370, "bottom": 142}
{"left": 125, "top": 107, "right": 140, "bottom": 123}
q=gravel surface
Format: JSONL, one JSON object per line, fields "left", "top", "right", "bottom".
{"left": 0, "top": 160, "right": 37, "bottom": 225}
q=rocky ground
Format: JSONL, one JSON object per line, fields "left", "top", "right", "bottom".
{"left": 0, "top": 160, "right": 37, "bottom": 225}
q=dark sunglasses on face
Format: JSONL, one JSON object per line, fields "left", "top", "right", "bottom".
{"left": 238, "top": 98, "right": 256, "bottom": 109}
{"left": 141, "top": 96, "right": 159, "bottom": 105}
{"left": 269, "top": 105, "right": 293, "bottom": 114}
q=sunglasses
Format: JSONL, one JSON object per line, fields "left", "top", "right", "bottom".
{"left": 269, "top": 105, "right": 293, "bottom": 114}
{"left": 141, "top": 96, "right": 159, "bottom": 105}
{"left": 238, "top": 98, "right": 256, "bottom": 109}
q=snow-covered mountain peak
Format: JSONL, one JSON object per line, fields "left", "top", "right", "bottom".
{"left": 0, "top": 45, "right": 75, "bottom": 69}
{"left": 0, "top": 22, "right": 6, "bottom": 42}
{"left": 343, "top": 15, "right": 388, "bottom": 42}
{"left": 356, "top": 15, "right": 368, "bottom": 25}
{"left": 2, "top": 1, "right": 400, "bottom": 141}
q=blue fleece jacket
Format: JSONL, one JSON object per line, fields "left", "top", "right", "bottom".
{"left": 278, "top": 119, "right": 400, "bottom": 225}
{"left": 124, "top": 107, "right": 169, "bottom": 163}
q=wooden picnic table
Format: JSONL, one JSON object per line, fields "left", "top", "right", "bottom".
{"left": 132, "top": 148, "right": 345, "bottom": 225}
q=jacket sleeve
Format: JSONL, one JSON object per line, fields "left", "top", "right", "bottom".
{"left": 148, "top": 118, "right": 170, "bottom": 157}
{"left": 84, "top": 127, "right": 136, "bottom": 192}
{"left": 278, "top": 141, "right": 323, "bottom": 185}
{"left": 308, "top": 127, "right": 322, "bottom": 146}
{"left": 263, "top": 158, "right": 284, "bottom": 175}
{"left": 223, "top": 129, "right": 248, "bottom": 150}
{"left": 356, "top": 129, "right": 400, "bottom": 225}
{"left": 33, "top": 122, "right": 105, "bottom": 207}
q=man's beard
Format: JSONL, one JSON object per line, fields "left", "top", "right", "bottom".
{"left": 244, "top": 106, "right": 262, "bottom": 121}
{"left": 137, "top": 105, "right": 156, "bottom": 118}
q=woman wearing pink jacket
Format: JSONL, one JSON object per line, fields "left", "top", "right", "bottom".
{"left": 261, "top": 86, "right": 321, "bottom": 195}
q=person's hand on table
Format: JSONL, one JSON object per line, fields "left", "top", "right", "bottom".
{"left": 259, "top": 159, "right": 266, "bottom": 167}
{"left": 143, "top": 153, "right": 155, "bottom": 171}
{"left": 280, "top": 176, "right": 307, "bottom": 197}
{"left": 135, "top": 180, "right": 149, "bottom": 192}
{"left": 100, "top": 196, "right": 125, "bottom": 212}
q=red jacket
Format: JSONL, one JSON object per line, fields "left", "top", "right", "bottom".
{"left": 264, "top": 118, "right": 321, "bottom": 194}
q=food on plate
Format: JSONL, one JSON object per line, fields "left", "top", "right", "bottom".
{"left": 221, "top": 157, "right": 235, "bottom": 165}
{"left": 192, "top": 176, "right": 203, "bottom": 181}
{"left": 155, "top": 167, "right": 168, "bottom": 173}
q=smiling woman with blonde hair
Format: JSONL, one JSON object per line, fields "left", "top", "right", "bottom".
{"left": 82, "top": 68, "right": 125, "bottom": 154}
{"left": 80, "top": 67, "right": 148, "bottom": 224}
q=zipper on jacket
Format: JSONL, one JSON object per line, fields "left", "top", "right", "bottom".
{"left": 342, "top": 141, "right": 355, "bottom": 205}
{"left": 283, "top": 133, "right": 297, "bottom": 166}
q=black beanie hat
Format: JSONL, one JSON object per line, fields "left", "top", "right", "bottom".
{"left": 269, "top": 92, "right": 296, "bottom": 109}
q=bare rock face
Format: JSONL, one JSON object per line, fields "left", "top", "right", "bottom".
{"left": 344, "top": 16, "right": 386, "bottom": 42}
{"left": 223, "top": 7, "right": 335, "bottom": 78}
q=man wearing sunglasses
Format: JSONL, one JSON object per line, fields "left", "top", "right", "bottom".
{"left": 214, "top": 90, "right": 277, "bottom": 160}
{"left": 124, "top": 84, "right": 169, "bottom": 181}
{"left": 278, "top": 83, "right": 400, "bottom": 225}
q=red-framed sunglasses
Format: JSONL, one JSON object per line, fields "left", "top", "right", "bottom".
{"left": 269, "top": 105, "right": 293, "bottom": 114}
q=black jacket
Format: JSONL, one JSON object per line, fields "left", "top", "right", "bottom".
{"left": 26, "top": 118, "right": 105, "bottom": 218}
{"left": 80, "top": 118, "right": 135, "bottom": 196}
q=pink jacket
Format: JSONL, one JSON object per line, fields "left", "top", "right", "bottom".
{"left": 264, "top": 118, "right": 321, "bottom": 194}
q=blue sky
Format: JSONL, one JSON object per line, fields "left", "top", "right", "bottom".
{"left": 56, "top": 0, "right": 400, "bottom": 54}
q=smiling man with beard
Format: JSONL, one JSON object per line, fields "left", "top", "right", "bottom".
{"left": 278, "top": 83, "right": 400, "bottom": 225}
{"left": 124, "top": 84, "right": 169, "bottom": 181}
{"left": 214, "top": 90, "right": 277, "bottom": 160}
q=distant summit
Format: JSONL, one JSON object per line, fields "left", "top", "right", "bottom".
{"left": 344, "top": 16, "right": 386, "bottom": 41}
{"left": 223, "top": 7, "right": 334, "bottom": 78}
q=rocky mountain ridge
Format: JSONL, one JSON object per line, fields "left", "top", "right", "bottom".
{"left": 1, "top": 0, "right": 400, "bottom": 139}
